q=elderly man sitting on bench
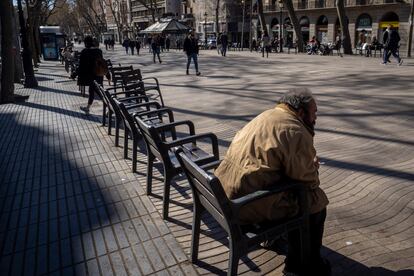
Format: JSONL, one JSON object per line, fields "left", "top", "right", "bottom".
{"left": 215, "top": 88, "right": 330, "bottom": 276}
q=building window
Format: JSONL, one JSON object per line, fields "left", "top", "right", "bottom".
{"left": 298, "top": 0, "right": 308, "bottom": 9}
{"left": 316, "top": 0, "right": 325, "bottom": 8}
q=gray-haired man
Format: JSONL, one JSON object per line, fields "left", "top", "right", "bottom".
{"left": 215, "top": 89, "right": 330, "bottom": 276}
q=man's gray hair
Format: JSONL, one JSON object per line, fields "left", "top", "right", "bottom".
{"left": 278, "top": 88, "right": 315, "bottom": 111}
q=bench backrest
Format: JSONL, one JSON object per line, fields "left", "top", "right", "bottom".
{"left": 135, "top": 117, "right": 171, "bottom": 166}
{"left": 175, "top": 150, "right": 234, "bottom": 233}
{"left": 123, "top": 82, "right": 145, "bottom": 97}
{"left": 113, "top": 99, "right": 143, "bottom": 138}
{"left": 111, "top": 66, "right": 133, "bottom": 85}
{"left": 121, "top": 69, "right": 143, "bottom": 85}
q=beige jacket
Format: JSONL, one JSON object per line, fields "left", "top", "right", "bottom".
{"left": 214, "top": 104, "right": 329, "bottom": 224}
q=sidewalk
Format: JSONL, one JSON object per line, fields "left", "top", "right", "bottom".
{"left": 0, "top": 61, "right": 198, "bottom": 276}
{"left": 1, "top": 48, "right": 414, "bottom": 275}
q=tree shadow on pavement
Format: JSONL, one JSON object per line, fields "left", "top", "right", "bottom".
{"left": 0, "top": 113, "right": 115, "bottom": 275}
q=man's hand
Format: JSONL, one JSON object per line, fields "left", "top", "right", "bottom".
{"left": 314, "top": 156, "right": 320, "bottom": 170}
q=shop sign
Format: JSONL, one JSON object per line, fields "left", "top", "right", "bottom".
{"left": 379, "top": 21, "right": 399, "bottom": 28}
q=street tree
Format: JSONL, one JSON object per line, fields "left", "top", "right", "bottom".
{"left": 282, "top": 0, "right": 304, "bottom": 52}
{"left": 75, "top": 0, "right": 107, "bottom": 38}
{"left": 336, "top": 0, "right": 353, "bottom": 54}
{"left": 215, "top": 0, "right": 220, "bottom": 40}
{"left": 47, "top": 0, "right": 80, "bottom": 37}
{"left": 135, "top": 0, "right": 159, "bottom": 24}
{"left": 256, "top": 0, "right": 268, "bottom": 36}
{"left": 108, "top": 0, "right": 125, "bottom": 42}
{"left": 0, "top": 0, "right": 16, "bottom": 103}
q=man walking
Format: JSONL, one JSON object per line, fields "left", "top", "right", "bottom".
{"left": 220, "top": 32, "right": 228, "bottom": 56}
{"left": 382, "top": 25, "right": 403, "bottom": 66}
{"left": 215, "top": 89, "right": 330, "bottom": 276}
{"left": 151, "top": 35, "right": 162, "bottom": 63}
{"left": 79, "top": 36, "right": 106, "bottom": 114}
{"left": 183, "top": 30, "right": 201, "bottom": 76}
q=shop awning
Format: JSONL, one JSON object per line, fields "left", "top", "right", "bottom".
{"left": 140, "top": 19, "right": 191, "bottom": 34}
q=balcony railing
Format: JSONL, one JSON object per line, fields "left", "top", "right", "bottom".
{"left": 315, "top": 0, "right": 326, "bottom": 8}
{"left": 291, "top": 0, "right": 401, "bottom": 10}
{"left": 297, "top": 1, "right": 309, "bottom": 9}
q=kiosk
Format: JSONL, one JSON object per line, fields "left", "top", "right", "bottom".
{"left": 40, "top": 26, "right": 66, "bottom": 60}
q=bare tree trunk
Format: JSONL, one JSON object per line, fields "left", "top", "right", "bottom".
{"left": 336, "top": 0, "right": 352, "bottom": 54}
{"left": 257, "top": 0, "right": 268, "bottom": 36}
{"left": 27, "top": 5, "right": 39, "bottom": 67}
{"left": 407, "top": 0, "right": 414, "bottom": 57}
{"left": 283, "top": 0, "right": 304, "bottom": 52}
{"left": 12, "top": 8, "right": 24, "bottom": 83}
{"left": 0, "top": 0, "right": 15, "bottom": 103}
{"left": 215, "top": 0, "right": 220, "bottom": 39}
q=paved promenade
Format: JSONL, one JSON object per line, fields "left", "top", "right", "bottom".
{"left": 1, "top": 46, "right": 413, "bottom": 275}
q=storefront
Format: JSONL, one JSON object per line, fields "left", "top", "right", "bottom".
{"left": 299, "top": 16, "right": 310, "bottom": 43}
{"left": 355, "top": 13, "right": 372, "bottom": 46}
{"left": 316, "top": 15, "right": 328, "bottom": 43}
{"left": 378, "top": 11, "right": 399, "bottom": 42}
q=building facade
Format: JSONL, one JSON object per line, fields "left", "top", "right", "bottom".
{"left": 130, "top": 0, "right": 181, "bottom": 31}
{"left": 260, "top": 0, "right": 413, "bottom": 54}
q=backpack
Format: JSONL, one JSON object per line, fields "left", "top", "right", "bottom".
{"left": 94, "top": 56, "right": 108, "bottom": 77}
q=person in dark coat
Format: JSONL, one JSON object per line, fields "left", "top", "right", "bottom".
{"left": 136, "top": 40, "right": 141, "bottom": 55}
{"left": 129, "top": 40, "right": 136, "bottom": 55}
{"left": 183, "top": 30, "right": 200, "bottom": 76}
{"left": 382, "top": 25, "right": 403, "bottom": 65}
{"left": 122, "top": 38, "right": 130, "bottom": 54}
{"left": 165, "top": 36, "right": 170, "bottom": 51}
{"left": 151, "top": 35, "right": 162, "bottom": 63}
{"left": 79, "top": 36, "right": 104, "bottom": 114}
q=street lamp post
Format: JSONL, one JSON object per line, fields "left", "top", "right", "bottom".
{"left": 204, "top": 12, "right": 208, "bottom": 48}
{"left": 17, "top": 0, "right": 38, "bottom": 88}
{"left": 241, "top": 0, "right": 246, "bottom": 51}
{"left": 278, "top": 0, "right": 284, "bottom": 53}
{"left": 249, "top": 0, "right": 253, "bottom": 51}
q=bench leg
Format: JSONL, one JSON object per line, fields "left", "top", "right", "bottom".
{"left": 102, "top": 104, "right": 107, "bottom": 127}
{"left": 146, "top": 153, "right": 154, "bottom": 195}
{"left": 191, "top": 200, "right": 202, "bottom": 262}
{"left": 115, "top": 117, "right": 121, "bottom": 147}
{"left": 162, "top": 172, "right": 172, "bottom": 220}
{"left": 124, "top": 128, "right": 129, "bottom": 159}
{"left": 228, "top": 239, "right": 240, "bottom": 276}
{"left": 132, "top": 138, "right": 137, "bottom": 173}
{"left": 108, "top": 110, "right": 113, "bottom": 135}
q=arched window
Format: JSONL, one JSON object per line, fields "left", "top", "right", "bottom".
{"left": 299, "top": 16, "right": 310, "bottom": 42}
{"left": 316, "top": 15, "right": 328, "bottom": 43}
{"left": 355, "top": 14, "right": 372, "bottom": 46}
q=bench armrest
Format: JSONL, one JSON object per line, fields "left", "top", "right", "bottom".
{"left": 106, "top": 85, "right": 128, "bottom": 92}
{"left": 135, "top": 108, "right": 174, "bottom": 122}
{"left": 154, "top": 120, "right": 195, "bottom": 136}
{"left": 200, "top": 160, "right": 222, "bottom": 171}
{"left": 166, "top": 133, "right": 219, "bottom": 159}
{"left": 116, "top": 95, "right": 148, "bottom": 102}
{"left": 142, "top": 77, "right": 160, "bottom": 87}
{"left": 231, "top": 182, "right": 305, "bottom": 212}
{"left": 125, "top": 101, "right": 160, "bottom": 111}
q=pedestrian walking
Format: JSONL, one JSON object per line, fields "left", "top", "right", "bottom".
{"left": 79, "top": 36, "right": 108, "bottom": 114}
{"left": 129, "top": 40, "right": 136, "bottom": 55}
{"left": 382, "top": 25, "right": 403, "bottom": 66}
{"left": 183, "top": 30, "right": 200, "bottom": 76}
{"left": 151, "top": 35, "right": 162, "bottom": 63}
{"left": 136, "top": 40, "right": 141, "bottom": 55}
{"left": 261, "top": 33, "right": 270, "bottom": 58}
{"left": 220, "top": 32, "right": 228, "bottom": 56}
{"left": 122, "top": 38, "right": 130, "bottom": 54}
{"left": 166, "top": 36, "right": 170, "bottom": 51}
